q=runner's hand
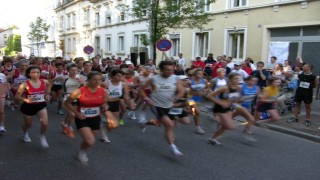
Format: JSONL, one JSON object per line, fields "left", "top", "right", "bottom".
{"left": 75, "top": 112, "right": 86, "bottom": 120}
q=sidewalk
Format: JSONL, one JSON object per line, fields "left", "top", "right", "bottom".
{"left": 198, "top": 98, "right": 320, "bottom": 143}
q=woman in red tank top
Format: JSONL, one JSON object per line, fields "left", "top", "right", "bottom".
{"left": 15, "top": 66, "right": 51, "bottom": 148}
{"left": 64, "top": 71, "right": 118, "bottom": 164}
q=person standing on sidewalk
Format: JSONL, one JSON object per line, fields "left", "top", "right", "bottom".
{"left": 251, "top": 61, "right": 270, "bottom": 90}
{"left": 287, "top": 64, "right": 317, "bottom": 127}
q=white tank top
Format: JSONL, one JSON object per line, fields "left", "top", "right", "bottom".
{"left": 54, "top": 71, "right": 66, "bottom": 85}
{"left": 215, "top": 78, "right": 227, "bottom": 91}
{"left": 151, "top": 75, "right": 178, "bottom": 108}
{"left": 107, "top": 80, "right": 123, "bottom": 98}
{"left": 64, "top": 77, "right": 81, "bottom": 94}
{"left": 13, "top": 72, "right": 28, "bottom": 87}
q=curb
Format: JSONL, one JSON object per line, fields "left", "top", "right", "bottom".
{"left": 199, "top": 105, "right": 320, "bottom": 143}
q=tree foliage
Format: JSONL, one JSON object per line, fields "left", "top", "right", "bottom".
{"left": 118, "top": 0, "right": 215, "bottom": 60}
{"left": 4, "top": 34, "right": 21, "bottom": 56}
{"left": 27, "top": 17, "right": 50, "bottom": 56}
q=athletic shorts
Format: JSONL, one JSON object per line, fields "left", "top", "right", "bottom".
{"left": 256, "top": 102, "right": 275, "bottom": 112}
{"left": 108, "top": 101, "right": 120, "bottom": 112}
{"left": 20, "top": 102, "right": 47, "bottom": 116}
{"left": 213, "top": 104, "right": 231, "bottom": 113}
{"left": 129, "top": 91, "right": 135, "bottom": 99}
{"left": 75, "top": 116, "right": 101, "bottom": 130}
{"left": 51, "top": 85, "right": 63, "bottom": 92}
{"left": 153, "top": 107, "right": 175, "bottom": 120}
{"left": 295, "top": 93, "right": 313, "bottom": 104}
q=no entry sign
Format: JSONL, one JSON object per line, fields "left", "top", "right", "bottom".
{"left": 156, "top": 39, "right": 172, "bottom": 51}
{"left": 83, "top": 45, "right": 94, "bottom": 54}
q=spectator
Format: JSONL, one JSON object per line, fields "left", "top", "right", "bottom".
{"left": 211, "top": 57, "right": 223, "bottom": 78}
{"left": 242, "top": 60, "right": 253, "bottom": 75}
{"left": 272, "top": 63, "right": 285, "bottom": 80}
{"left": 220, "top": 60, "right": 231, "bottom": 75}
{"left": 95, "top": 54, "right": 102, "bottom": 65}
{"left": 191, "top": 57, "right": 205, "bottom": 69}
{"left": 178, "top": 53, "right": 186, "bottom": 70}
{"left": 115, "top": 57, "right": 123, "bottom": 66}
{"left": 226, "top": 56, "right": 235, "bottom": 70}
{"left": 145, "top": 59, "right": 157, "bottom": 74}
{"left": 283, "top": 60, "right": 292, "bottom": 72}
{"left": 231, "top": 62, "right": 248, "bottom": 84}
{"left": 174, "top": 64, "right": 185, "bottom": 75}
{"left": 266, "top": 56, "right": 277, "bottom": 72}
{"left": 244, "top": 57, "right": 256, "bottom": 71}
{"left": 204, "top": 53, "right": 216, "bottom": 77}
{"left": 251, "top": 61, "right": 270, "bottom": 89}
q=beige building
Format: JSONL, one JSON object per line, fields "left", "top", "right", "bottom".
{"left": 164, "top": 0, "right": 320, "bottom": 73}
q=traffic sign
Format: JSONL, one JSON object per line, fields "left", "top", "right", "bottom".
{"left": 83, "top": 45, "right": 94, "bottom": 54}
{"left": 156, "top": 39, "right": 172, "bottom": 51}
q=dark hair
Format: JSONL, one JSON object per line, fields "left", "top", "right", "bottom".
{"left": 271, "top": 56, "right": 277, "bottom": 60}
{"left": 26, "top": 66, "right": 42, "bottom": 79}
{"left": 119, "top": 64, "right": 129, "bottom": 69}
{"left": 83, "top": 61, "right": 92, "bottom": 66}
{"left": 3, "top": 56, "right": 13, "bottom": 63}
{"left": 228, "top": 72, "right": 240, "bottom": 80}
{"left": 159, "top": 61, "right": 174, "bottom": 71}
{"left": 257, "top": 61, "right": 264, "bottom": 66}
{"left": 268, "top": 77, "right": 280, "bottom": 84}
{"left": 67, "top": 63, "right": 77, "bottom": 71}
{"left": 192, "top": 68, "right": 203, "bottom": 75}
{"left": 87, "top": 71, "right": 102, "bottom": 81}
{"left": 55, "top": 63, "right": 64, "bottom": 68}
{"left": 244, "top": 75, "right": 257, "bottom": 81}
{"left": 110, "top": 68, "right": 124, "bottom": 77}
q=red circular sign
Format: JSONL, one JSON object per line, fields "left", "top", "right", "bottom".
{"left": 83, "top": 45, "right": 94, "bottom": 54}
{"left": 156, "top": 39, "right": 172, "bottom": 51}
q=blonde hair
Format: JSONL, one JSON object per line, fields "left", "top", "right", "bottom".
{"left": 217, "top": 68, "right": 226, "bottom": 74}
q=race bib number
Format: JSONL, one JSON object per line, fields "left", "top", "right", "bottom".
{"left": 28, "top": 94, "right": 45, "bottom": 103}
{"left": 299, "top": 81, "right": 310, "bottom": 89}
{"left": 80, "top": 107, "right": 100, "bottom": 118}
{"left": 168, "top": 108, "right": 183, "bottom": 115}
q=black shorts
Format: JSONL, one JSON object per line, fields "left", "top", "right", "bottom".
{"left": 295, "top": 93, "right": 313, "bottom": 104}
{"left": 108, "top": 101, "right": 120, "bottom": 112}
{"left": 129, "top": 91, "right": 135, "bottom": 99}
{"left": 151, "top": 107, "right": 174, "bottom": 120}
{"left": 20, "top": 102, "right": 47, "bottom": 116}
{"left": 51, "top": 85, "right": 63, "bottom": 92}
{"left": 213, "top": 105, "right": 231, "bottom": 113}
{"left": 256, "top": 102, "right": 275, "bottom": 112}
{"left": 75, "top": 116, "right": 101, "bottom": 130}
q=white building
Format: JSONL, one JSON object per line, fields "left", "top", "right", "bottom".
{"left": 54, "top": 0, "right": 150, "bottom": 63}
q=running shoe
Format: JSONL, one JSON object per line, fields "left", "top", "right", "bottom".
{"left": 207, "top": 138, "right": 222, "bottom": 146}
{"left": 287, "top": 117, "right": 298, "bottom": 123}
{"left": 57, "top": 109, "right": 64, "bottom": 115}
{"left": 77, "top": 151, "right": 88, "bottom": 164}
{"left": 119, "top": 119, "right": 125, "bottom": 126}
{"left": 0, "top": 126, "right": 6, "bottom": 135}
{"left": 138, "top": 121, "right": 147, "bottom": 133}
{"left": 66, "top": 128, "right": 75, "bottom": 138}
{"left": 304, "top": 120, "right": 311, "bottom": 127}
{"left": 40, "top": 135, "right": 49, "bottom": 148}
{"left": 195, "top": 126, "right": 205, "bottom": 135}
{"left": 243, "top": 128, "right": 253, "bottom": 135}
{"left": 61, "top": 122, "right": 68, "bottom": 134}
{"left": 171, "top": 146, "right": 183, "bottom": 156}
{"left": 243, "top": 132, "right": 257, "bottom": 142}
{"left": 22, "top": 133, "right": 31, "bottom": 143}
{"left": 101, "top": 136, "right": 111, "bottom": 143}
{"left": 130, "top": 111, "right": 137, "bottom": 120}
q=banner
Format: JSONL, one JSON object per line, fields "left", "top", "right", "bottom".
{"left": 268, "top": 42, "right": 290, "bottom": 64}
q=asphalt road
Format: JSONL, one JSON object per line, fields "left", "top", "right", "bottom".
{"left": 0, "top": 103, "right": 319, "bottom": 180}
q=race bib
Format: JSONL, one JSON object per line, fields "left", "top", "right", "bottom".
{"left": 28, "top": 94, "right": 45, "bottom": 103}
{"left": 168, "top": 108, "right": 183, "bottom": 115}
{"left": 80, "top": 107, "right": 100, "bottom": 118}
{"left": 299, "top": 81, "right": 310, "bottom": 89}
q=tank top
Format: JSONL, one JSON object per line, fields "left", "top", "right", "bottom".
{"left": 296, "top": 73, "right": 316, "bottom": 93}
{"left": 40, "top": 65, "right": 49, "bottom": 79}
{"left": 12, "top": 69, "right": 28, "bottom": 87}
{"left": 63, "top": 77, "right": 81, "bottom": 101}
{"left": 78, "top": 86, "right": 105, "bottom": 118}
{"left": 125, "top": 77, "right": 134, "bottom": 91}
{"left": 25, "top": 79, "right": 46, "bottom": 104}
{"left": 190, "top": 79, "right": 206, "bottom": 91}
{"left": 219, "top": 86, "right": 240, "bottom": 101}
{"left": 53, "top": 70, "right": 66, "bottom": 85}
{"left": 212, "top": 78, "right": 227, "bottom": 91}
{"left": 107, "top": 80, "right": 123, "bottom": 99}
{"left": 151, "top": 75, "right": 178, "bottom": 108}
{"left": 264, "top": 86, "right": 279, "bottom": 100}
{"left": 241, "top": 83, "right": 258, "bottom": 108}
{"left": 0, "top": 73, "right": 8, "bottom": 96}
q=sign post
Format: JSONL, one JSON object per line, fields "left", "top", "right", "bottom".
{"left": 83, "top": 45, "right": 94, "bottom": 60}
{"left": 156, "top": 39, "right": 172, "bottom": 61}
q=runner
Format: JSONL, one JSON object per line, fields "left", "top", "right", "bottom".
{"left": 287, "top": 64, "right": 317, "bottom": 126}
{"left": 206, "top": 73, "right": 242, "bottom": 145}
{"left": 187, "top": 68, "right": 210, "bottom": 135}
{"left": 61, "top": 63, "right": 85, "bottom": 138}
{"left": 80, "top": 61, "right": 92, "bottom": 81}
{"left": 63, "top": 71, "right": 112, "bottom": 164}
{"left": 0, "top": 72, "right": 10, "bottom": 134}
{"left": 122, "top": 69, "right": 137, "bottom": 120}
{"left": 15, "top": 66, "right": 51, "bottom": 148}
{"left": 139, "top": 61, "right": 185, "bottom": 156}
{"left": 48, "top": 63, "right": 67, "bottom": 115}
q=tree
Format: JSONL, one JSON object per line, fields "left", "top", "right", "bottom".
{"left": 27, "top": 17, "right": 50, "bottom": 56}
{"left": 118, "top": 0, "right": 215, "bottom": 62}
{"left": 4, "top": 34, "right": 21, "bottom": 56}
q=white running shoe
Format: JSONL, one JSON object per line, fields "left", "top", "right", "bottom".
{"left": 40, "top": 135, "right": 49, "bottom": 148}
{"left": 22, "top": 133, "right": 31, "bottom": 143}
{"left": 130, "top": 111, "right": 137, "bottom": 120}
{"left": 195, "top": 126, "right": 205, "bottom": 135}
{"left": 243, "top": 133, "right": 257, "bottom": 142}
{"left": 207, "top": 138, "right": 222, "bottom": 146}
{"left": 78, "top": 151, "right": 88, "bottom": 164}
{"left": 101, "top": 136, "right": 111, "bottom": 143}
{"left": 171, "top": 146, "right": 183, "bottom": 156}
{"left": 0, "top": 126, "right": 6, "bottom": 132}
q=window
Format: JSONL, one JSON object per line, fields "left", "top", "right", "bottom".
{"left": 226, "top": 30, "right": 245, "bottom": 59}
{"left": 67, "top": 15, "right": 71, "bottom": 29}
{"left": 3, "top": 34, "right": 7, "bottom": 39}
{"left": 95, "top": 13, "right": 100, "bottom": 26}
{"left": 170, "top": 0, "right": 181, "bottom": 15}
{"left": 106, "top": 36, "right": 111, "bottom": 52}
{"left": 73, "top": 38, "right": 76, "bottom": 52}
{"left": 133, "top": 34, "right": 140, "bottom": 47}
{"left": 229, "top": 0, "right": 247, "bottom": 8}
{"left": 59, "top": 17, "right": 64, "bottom": 30}
{"left": 119, "top": 12, "right": 125, "bottom": 22}
{"left": 170, "top": 34, "right": 181, "bottom": 57}
{"left": 194, "top": 32, "right": 209, "bottom": 57}
{"left": 67, "top": 38, "right": 71, "bottom": 53}
{"left": 84, "top": 9, "right": 90, "bottom": 24}
{"left": 196, "top": 0, "right": 210, "bottom": 12}
{"left": 72, "top": 13, "right": 76, "bottom": 27}
{"left": 106, "top": 14, "right": 111, "bottom": 25}
{"left": 95, "top": 36, "right": 100, "bottom": 55}
{"left": 118, "top": 35, "right": 124, "bottom": 52}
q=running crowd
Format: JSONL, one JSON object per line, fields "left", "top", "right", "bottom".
{"left": 0, "top": 53, "right": 318, "bottom": 164}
